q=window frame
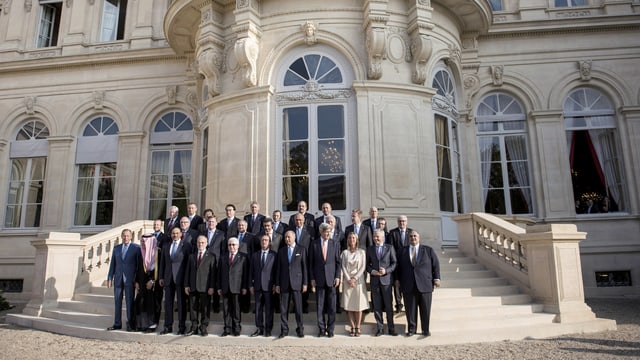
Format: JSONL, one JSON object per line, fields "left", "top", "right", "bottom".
{"left": 36, "top": 0, "right": 62, "bottom": 48}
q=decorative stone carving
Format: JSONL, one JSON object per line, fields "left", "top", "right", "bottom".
{"left": 418, "top": 0, "right": 430, "bottom": 5}
{"left": 24, "top": 96, "right": 36, "bottom": 115}
{"left": 463, "top": 74, "right": 480, "bottom": 122}
{"left": 166, "top": 86, "right": 177, "bottom": 105}
{"left": 24, "top": 0, "right": 31, "bottom": 12}
{"left": 302, "top": 21, "right": 317, "bottom": 46}
{"left": 276, "top": 89, "right": 354, "bottom": 103}
{"left": 198, "top": 48, "right": 223, "bottom": 97}
{"left": 234, "top": 37, "right": 259, "bottom": 87}
{"left": 186, "top": 89, "right": 198, "bottom": 109}
{"left": 446, "top": 44, "right": 461, "bottom": 68}
{"left": 2, "top": 0, "right": 11, "bottom": 14}
{"left": 93, "top": 91, "right": 104, "bottom": 110}
{"left": 410, "top": 34, "right": 432, "bottom": 85}
{"left": 88, "top": 0, "right": 95, "bottom": 5}
{"left": 65, "top": 0, "right": 72, "bottom": 8}
{"left": 366, "top": 28, "right": 385, "bottom": 80}
{"left": 578, "top": 60, "right": 592, "bottom": 81}
{"left": 490, "top": 65, "right": 504, "bottom": 86}
{"left": 236, "top": 0, "right": 249, "bottom": 9}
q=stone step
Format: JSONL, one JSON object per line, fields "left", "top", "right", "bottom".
{"left": 440, "top": 269, "right": 496, "bottom": 279}
{"left": 439, "top": 263, "right": 487, "bottom": 272}
{"left": 441, "top": 277, "right": 509, "bottom": 288}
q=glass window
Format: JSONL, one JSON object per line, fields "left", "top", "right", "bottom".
{"left": 489, "top": 0, "right": 503, "bottom": 11}
{"left": 554, "top": 0, "right": 586, "bottom": 7}
{"left": 37, "top": 0, "right": 62, "bottom": 48}
{"left": 100, "top": 0, "right": 128, "bottom": 41}
{"left": 564, "top": 88, "right": 626, "bottom": 214}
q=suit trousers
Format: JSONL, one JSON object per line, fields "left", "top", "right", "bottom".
{"left": 315, "top": 285, "right": 336, "bottom": 332}
{"left": 393, "top": 282, "right": 403, "bottom": 310}
{"left": 254, "top": 290, "right": 274, "bottom": 332}
{"left": 279, "top": 290, "right": 304, "bottom": 333}
{"left": 164, "top": 280, "right": 187, "bottom": 331}
{"left": 113, "top": 281, "right": 135, "bottom": 328}
{"left": 189, "top": 291, "right": 211, "bottom": 331}
{"left": 371, "top": 283, "right": 395, "bottom": 331}
{"left": 222, "top": 292, "right": 242, "bottom": 333}
{"left": 403, "top": 289, "right": 433, "bottom": 334}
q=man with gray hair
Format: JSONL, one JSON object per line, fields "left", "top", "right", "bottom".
{"left": 309, "top": 222, "right": 341, "bottom": 337}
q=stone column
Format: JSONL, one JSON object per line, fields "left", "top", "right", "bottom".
{"left": 0, "top": 0, "right": 27, "bottom": 50}
{"left": 62, "top": 0, "right": 90, "bottom": 55}
{"left": 130, "top": 0, "right": 154, "bottom": 48}
{"left": 40, "top": 136, "right": 75, "bottom": 231}
{"left": 112, "top": 131, "right": 145, "bottom": 225}
{"left": 619, "top": 106, "right": 640, "bottom": 214}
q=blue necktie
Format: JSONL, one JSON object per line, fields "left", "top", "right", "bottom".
{"left": 122, "top": 244, "right": 128, "bottom": 260}
{"left": 288, "top": 247, "right": 293, "bottom": 263}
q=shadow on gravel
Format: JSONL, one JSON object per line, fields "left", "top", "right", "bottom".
{"left": 585, "top": 298, "right": 640, "bottom": 326}
{"left": 555, "top": 345, "right": 640, "bottom": 358}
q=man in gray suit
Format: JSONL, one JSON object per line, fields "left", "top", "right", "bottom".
{"left": 184, "top": 236, "right": 216, "bottom": 336}
{"left": 107, "top": 228, "right": 142, "bottom": 332}
{"left": 275, "top": 230, "right": 308, "bottom": 338}
{"left": 366, "top": 229, "right": 398, "bottom": 336}
{"left": 159, "top": 227, "right": 192, "bottom": 335}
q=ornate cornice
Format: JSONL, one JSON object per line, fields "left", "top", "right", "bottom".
{"left": 276, "top": 88, "right": 354, "bottom": 103}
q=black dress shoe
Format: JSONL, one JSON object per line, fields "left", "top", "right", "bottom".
{"left": 406, "top": 331, "right": 415, "bottom": 337}
{"left": 389, "top": 330, "right": 398, "bottom": 336}
{"left": 221, "top": 331, "right": 230, "bottom": 337}
{"left": 421, "top": 332, "right": 431, "bottom": 337}
{"left": 177, "top": 330, "right": 185, "bottom": 335}
{"left": 327, "top": 332, "right": 334, "bottom": 338}
{"left": 159, "top": 328, "right": 171, "bottom": 335}
{"left": 232, "top": 332, "right": 240, "bottom": 337}
{"left": 185, "top": 330, "right": 194, "bottom": 336}
{"left": 251, "top": 329, "right": 263, "bottom": 337}
{"left": 200, "top": 329, "right": 208, "bottom": 337}
{"left": 126, "top": 326, "right": 135, "bottom": 332}
{"left": 265, "top": 331, "right": 271, "bottom": 337}
{"left": 374, "top": 329, "right": 383, "bottom": 337}
{"left": 278, "top": 332, "right": 287, "bottom": 338}
{"left": 106, "top": 326, "right": 121, "bottom": 331}
{"left": 317, "top": 330, "right": 325, "bottom": 337}
{"left": 296, "top": 330, "right": 304, "bottom": 338}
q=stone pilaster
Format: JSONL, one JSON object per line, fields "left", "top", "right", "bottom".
{"left": 130, "top": 0, "right": 154, "bottom": 48}
{"left": 40, "top": 136, "right": 75, "bottom": 231}
{"left": 61, "top": 0, "right": 89, "bottom": 55}
{"left": 0, "top": 0, "right": 26, "bottom": 50}
{"left": 619, "top": 106, "right": 640, "bottom": 214}
{"left": 112, "top": 131, "right": 145, "bottom": 225}
{"left": 197, "top": 1, "right": 225, "bottom": 98}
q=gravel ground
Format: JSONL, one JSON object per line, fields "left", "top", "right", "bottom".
{"left": 1, "top": 298, "right": 638, "bottom": 360}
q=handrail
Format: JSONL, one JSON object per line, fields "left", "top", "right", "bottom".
{"left": 471, "top": 213, "right": 528, "bottom": 273}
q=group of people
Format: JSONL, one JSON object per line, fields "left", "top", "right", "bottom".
{"left": 106, "top": 201, "right": 441, "bottom": 338}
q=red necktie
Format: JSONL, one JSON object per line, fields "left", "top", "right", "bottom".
{"left": 197, "top": 252, "right": 203, "bottom": 267}
{"left": 229, "top": 253, "right": 233, "bottom": 265}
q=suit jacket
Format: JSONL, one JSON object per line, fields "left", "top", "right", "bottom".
{"left": 292, "top": 225, "right": 314, "bottom": 252}
{"left": 272, "top": 221, "right": 288, "bottom": 236}
{"left": 202, "top": 228, "right": 225, "bottom": 260}
{"left": 344, "top": 223, "right": 373, "bottom": 250}
{"left": 164, "top": 217, "right": 179, "bottom": 234}
{"left": 188, "top": 214, "right": 205, "bottom": 231}
{"left": 314, "top": 215, "right": 343, "bottom": 237}
{"left": 309, "top": 238, "right": 341, "bottom": 287}
{"left": 257, "top": 231, "right": 285, "bottom": 253}
{"left": 366, "top": 244, "right": 397, "bottom": 286}
{"left": 244, "top": 213, "right": 266, "bottom": 235}
{"left": 153, "top": 231, "right": 171, "bottom": 251}
{"left": 288, "top": 212, "right": 315, "bottom": 229}
{"left": 107, "top": 243, "right": 142, "bottom": 287}
{"left": 180, "top": 229, "right": 199, "bottom": 252}
{"left": 388, "top": 227, "right": 413, "bottom": 251}
{"left": 184, "top": 251, "right": 217, "bottom": 293}
{"left": 363, "top": 218, "right": 378, "bottom": 232}
{"left": 218, "top": 251, "right": 249, "bottom": 294}
{"left": 160, "top": 239, "right": 192, "bottom": 286}
{"left": 235, "top": 232, "right": 256, "bottom": 257}
{"left": 249, "top": 249, "right": 277, "bottom": 292}
{"left": 217, "top": 217, "right": 240, "bottom": 239}
{"left": 397, "top": 245, "right": 440, "bottom": 294}
{"left": 275, "top": 245, "right": 307, "bottom": 292}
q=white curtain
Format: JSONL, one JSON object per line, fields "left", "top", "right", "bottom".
{"left": 282, "top": 110, "right": 293, "bottom": 207}
{"left": 75, "top": 165, "right": 95, "bottom": 225}
{"left": 100, "top": 0, "right": 119, "bottom": 42}
{"left": 478, "top": 137, "right": 494, "bottom": 205}
{"left": 588, "top": 128, "right": 622, "bottom": 208}
{"left": 505, "top": 135, "right": 531, "bottom": 211}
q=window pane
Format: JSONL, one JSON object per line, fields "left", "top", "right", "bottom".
{"left": 489, "top": 162, "right": 503, "bottom": 187}
{"left": 284, "top": 69, "right": 306, "bottom": 86}
{"left": 78, "top": 164, "right": 95, "bottom": 178}
{"left": 151, "top": 151, "right": 170, "bottom": 174}
{"left": 149, "top": 175, "right": 169, "bottom": 198}
{"left": 284, "top": 141, "right": 308, "bottom": 176}
{"left": 437, "top": 147, "right": 451, "bottom": 178}
{"left": 24, "top": 204, "right": 42, "bottom": 227}
{"left": 283, "top": 107, "right": 308, "bottom": 140}
{"left": 100, "top": 0, "right": 119, "bottom": 41}
{"left": 148, "top": 200, "right": 166, "bottom": 220}
{"left": 95, "top": 201, "right": 113, "bottom": 225}
{"left": 510, "top": 188, "right": 532, "bottom": 214}
{"left": 318, "top": 175, "right": 346, "bottom": 210}
{"left": 305, "top": 55, "right": 321, "bottom": 78}
{"left": 317, "top": 105, "right": 344, "bottom": 139}
{"left": 74, "top": 203, "right": 92, "bottom": 226}
{"left": 439, "top": 179, "right": 454, "bottom": 212}
{"left": 10, "top": 159, "right": 27, "bottom": 182}
{"left": 318, "top": 67, "right": 342, "bottom": 84}
{"left": 76, "top": 179, "right": 94, "bottom": 201}
{"left": 4, "top": 205, "right": 22, "bottom": 227}
{"left": 26, "top": 181, "right": 45, "bottom": 204}
{"left": 282, "top": 176, "right": 308, "bottom": 211}
{"left": 97, "top": 178, "right": 114, "bottom": 201}
{"left": 318, "top": 140, "right": 344, "bottom": 174}
{"left": 485, "top": 189, "right": 506, "bottom": 214}
{"left": 317, "top": 57, "right": 337, "bottom": 80}
{"left": 30, "top": 158, "right": 47, "bottom": 181}
{"left": 174, "top": 150, "right": 192, "bottom": 173}
{"left": 172, "top": 174, "right": 190, "bottom": 198}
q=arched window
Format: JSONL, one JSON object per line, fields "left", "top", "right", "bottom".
{"left": 564, "top": 88, "right": 626, "bottom": 214}
{"left": 276, "top": 47, "right": 354, "bottom": 219}
{"left": 476, "top": 93, "right": 533, "bottom": 215}
{"left": 5, "top": 120, "right": 48, "bottom": 228}
{"left": 432, "top": 68, "right": 463, "bottom": 214}
{"left": 74, "top": 116, "right": 118, "bottom": 226}
{"left": 148, "top": 111, "right": 194, "bottom": 220}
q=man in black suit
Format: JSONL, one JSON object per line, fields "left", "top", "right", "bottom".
{"left": 234, "top": 219, "right": 255, "bottom": 313}
{"left": 272, "top": 210, "right": 288, "bottom": 236}
{"left": 217, "top": 237, "right": 249, "bottom": 336}
{"left": 184, "top": 236, "right": 216, "bottom": 336}
{"left": 275, "top": 230, "right": 308, "bottom": 338}
{"left": 388, "top": 215, "right": 412, "bottom": 313}
{"left": 288, "top": 200, "right": 315, "bottom": 229}
{"left": 164, "top": 205, "right": 180, "bottom": 234}
{"left": 292, "top": 213, "right": 313, "bottom": 313}
{"left": 201, "top": 216, "right": 225, "bottom": 313}
{"left": 217, "top": 203, "right": 240, "bottom": 239}
{"left": 309, "top": 222, "right": 341, "bottom": 337}
{"left": 107, "top": 229, "right": 142, "bottom": 332}
{"left": 396, "top": 230, "right": 441, "bottom": 337}
{"left": 249, "top": 234, "right": 277, "bottom": 337}
{"left": 152, "top": 219, "right": 170, "bottom": 250}
{"left": 314, "top": 202, "right": 343, "bottom": 238}
{"left": 363, "top": 206, "right": 379, "bottom": 232}
{"left": 197, "top": 208, "right": 215, "bottom": 234}
{"left": 344, "top": 209, "right": 373, "bottom": 251}
{"left": 244, "top": 201, "right": 266, "bottom": 235}
{"left": 159, "top": 227, "right": 192, "bottom": 335}
{"left": 178, "top": 216, "right": 199, "bottom": 251}
{"left": 366, "top": 229, "right": 398, "bottom": 336}
{"left": 187, "top": 203, "right": 205, "bottom": 231}
{"left": 258, "top": 217, "right": 284, "bottom": 253}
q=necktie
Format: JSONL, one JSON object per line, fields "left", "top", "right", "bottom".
{"left": 288, "top": 246, "right": 293, "bottom": 263}
{"left": 296, "top": 228, "right": 301, "bottom": 240}
{"left": 355, "top": 225, "right": 359, "bottom": 235}
{"left": 322, "top": 240, "right": 327, "bottom": 261}
{"left": 372, "top": 220, "right": 376, "bottom": 231}
{"left": 239, "top": 233, "right": 244, "bottom": 244}
{"left": 261, "top": 251, "right": 267, "bottom": 267}
{"left": 170, "top": 241, "right": 178, "bottom": 258}
{"left": 377, "top": 246, "right": 382, "bottom": 260}
{"left": 198, "top": 251, "right": 203, "bottom": 267}
{"left": 411, "top": 246, "right": 417, "bottom": 266}
{"left": 229, "top": 253, "right": 234, "bottom": 265}
{"left": 122, "top": 244, "right": 128, "bottom": 260}
{"left": 208, "top": 231, "right": 213, "bottom": 246}
{"left": 401, "top": 230, "right": 406, "bottom": 246}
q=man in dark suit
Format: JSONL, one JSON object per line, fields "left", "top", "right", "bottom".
{"left": 388, "top": 215, "right": 412, "bottom": 313}
{"left": 152, "top": 219, "right": 170, "bottom": 250}
{"left": 275, "top": 230, "right": 308, "bottom": 338}
{"left": 184, "top": 236, "right": 216, "bottom": 336}
{"left": 249, "top": 234, "right": 277, "bottom": 337}
{"left": 107, "top": 229, "right": 142, "bottom": 331}
{"left": 396, "top": 230, "right": 441, "bottom": 337}
{"left": 272, "top": 210, "right": 288, "bottom": 236}
{"left": 363, "top": 206, "right": 379, "bottom": 232}
{"left": 159, "top": 227, "right": 192, "bottom": 335}
{"left": 187, "top": 203, "right": 205, "bottom": 231}
{"left": 344, "top": 209, "right": 373, "bottom": 251}
{"left": 233, "top": 219, "right": 255, "bottom": 313}
{"left": 217, "top": 237, "right": 249, "bottom": 336}
{"left": 258, "top": 217, "right": 284, "bottom": 253}
{"left": 288, "top": 200, "right": 315, "bottom": 229}
{"left": 164, "top": 205, "right": 180, "bottom": 234}
{"left": 176, "top": 216, "right": 199, "bottom": 251}
{"left": 292, "top": 213, "right": 313, "bottom": 313}
{"left": 197, "top": 208, "right": 215, "bottom": 234}
{"left": 217, "top": 203, "right": 240, "bottom": 239}
{"left": 314, "top": 202, "right": 342, "bottom": 238}
{"left": 201, "top": 216, "right": 225, "bottom": 313}
{"left": 244, "top": 201, "right": 266, "bottom": 235}
{"left": 366, "top": 229, "right": 398, "bottom": 336}
{"left": 309, "top": 222, "right": 341, "bottom": 337}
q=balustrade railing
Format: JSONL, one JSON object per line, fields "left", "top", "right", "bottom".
{"left": 473, "top": 213, "right": 528, "bottom": 273}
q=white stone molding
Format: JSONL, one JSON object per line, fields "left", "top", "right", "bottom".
{"left": 92, "top": 91, "right": 105, "bottom": 109}
{"left": 24, "top": 96, "right": 36, "bottom": 115}
{"left": 65, "top": 0, "right": 72, "bottom": 8}
{"left": 410, "top": 34, "right": 432, "bottom": 85}
{"left": 198, "top": 48, "right": 223, "bottom": 97}
{"left": 276, "top": 89, "right": 354, "bottom": 103}
{"left": 446, "top": 43, "right": 461, "bottom": 68}
{"left": 578, "top": 60, "right": 592, "bottom": 81}
{"left": 302, "top": 21, "right": 317, "bottom": 46}
{"left": 366, "top": 27, "right": 386, "bottom": 80}
{"left": 462, "top": 74, "right": 480, "bottom": 123}
{"left": 491, "top": 65, "right": 504, "bottom": 86}
{"left": 166, "top": 85, "right": 177, "bottom": 105}
{"left": 88, "top": 0, "right": 94, "bottom": 5}
{"left": 24, "top": 0, "right": 31, "bottom": 12}
{"left": 432, "top": 95, "right": 458, "bottom": 118}
{"left": 234, "top": 37, "right": 259, "bottom": 87}
{"left": 2, "top": 0, "right": 11, "bottom": 14}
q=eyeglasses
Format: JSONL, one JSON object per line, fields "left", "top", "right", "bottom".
{"left": 228, "top": 243, "right": 238, "bottom": 246}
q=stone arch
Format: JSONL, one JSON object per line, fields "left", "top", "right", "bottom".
{"left": 136, "top": 92, "right": 198, "bottom": 135}
{"left": 548, "top": 69, "right": 632, "bottom": 110}
{"left": 472, "top": 75, "right": 544, "bottom": 117}
{"left": 64, "top": 94, "right": 129, "bottom": 136}
{"left": 1, "top": 100, "right": 58, "bottom": 137}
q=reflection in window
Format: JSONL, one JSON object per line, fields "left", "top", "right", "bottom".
{"left": 555, "top": 0, "right": 586, "bottom": 7}
{"left": 489, "top": 0, "right": 503, "bottom": 11}
{"left": 100, "top": 0, "right": 128, "bottom": 41}
{"left": 37, "top": 0, "right": 62, "bottom": 48}
{"left": 565, "top": 88, "right": 626, "bottom": 214}
{"left": 284, "top": 54, "right": 343, "bottom": 86}
{"left": 476, "top": 93, "right": 532, "bottom": 215}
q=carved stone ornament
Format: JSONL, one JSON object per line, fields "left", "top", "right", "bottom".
{"left": 302, "top": 21, "right": 317, "bottom": 46}
{"left": 88, "top": 0, "right": 95, "bottom": 5}
{"left": 24, "top": 0, "right": 31, "bottom": 12}
{"left": 490, "top": 65, "right": 504, "bottom": 86}
{"left": 2, "top": 0, "right": 11, "bottom": 14}
{"left": 276, "top": 89, "right": 354, "bottom": 103}
{"left": 410, "top": 34, "right": 432, "bottom": 85}
{"left": 93, "top": 91, "right": 105, "bottom": 110}
{"left": 366, "top": 28, "right": 386, "bottom": 80}
{"left": 198, "top": 48, "right": 223, "bottom": 97}
{"left": 166, "top": 85, "right": 177, "bottom": 105}
{"left": 234, "top": 37, "right": 259, "bottom": 87}
{"left": 236, "top": 0, "right": 249, "bottom": 9}
{"left": 578, "top": 60, "right": 592, "bottom": 81}
{"left": 463, "top": 74, "right": 480, "bottom": 122}
{"left": 65, "top": 0, "right": 72, "bottom": 8}
{"left": 24, "top": 96, "right": 36, "bottom": 115}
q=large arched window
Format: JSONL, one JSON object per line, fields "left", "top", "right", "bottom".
{"left": 74, "top": 116, "right": 118, "bottom": 226}
{"left": 476, "top": 93, "right": 533, "bottom": 215}
{"left": 564, "top": 88, "right": 626, "bottom": 214}
{"left": 148, "top": 111, "right": 194, "bottom": 220}
{"left": 5, "top": 120, "right": 48, "bottom": 228}
{"left": 276, "top": 47, "right": 354, "bottom": 220}
{"left": 432, "top": 68, "right": 463, "bottom": 214}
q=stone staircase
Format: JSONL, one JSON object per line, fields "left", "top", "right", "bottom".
{"left": 7, "top": 248, "right": 616, "bottom": 346}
